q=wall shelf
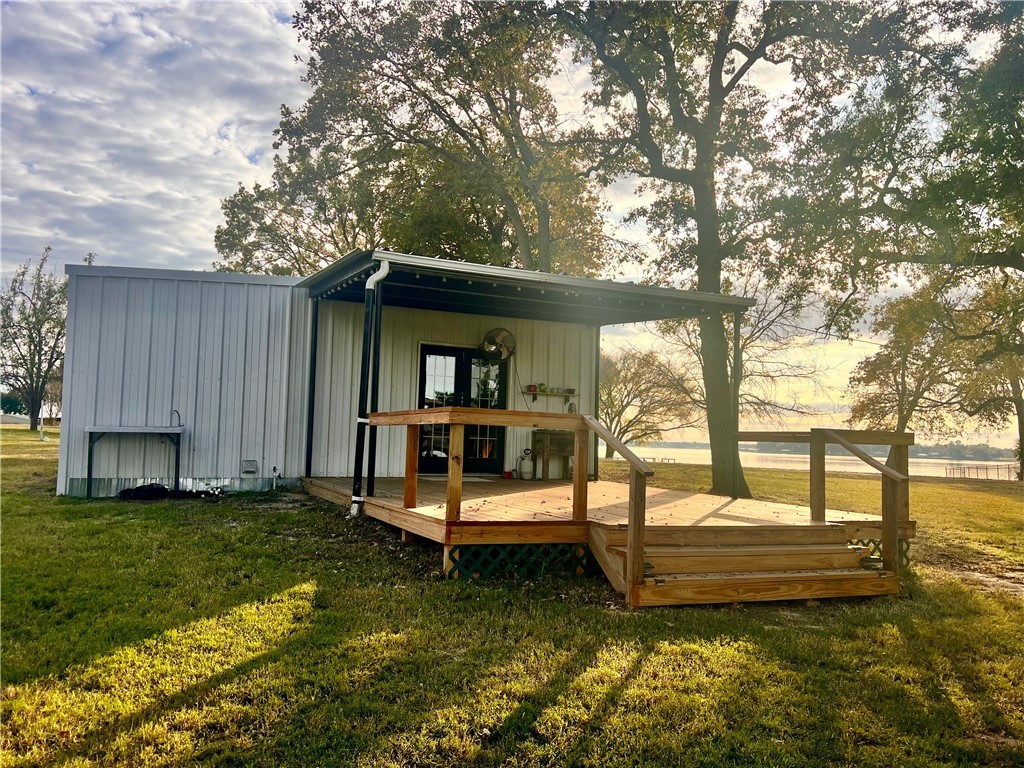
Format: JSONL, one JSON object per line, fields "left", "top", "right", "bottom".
{"left": 522, "top": 390, "right": 579, "bottom": 405}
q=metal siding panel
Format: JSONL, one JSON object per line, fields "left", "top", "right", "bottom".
{"left": 218, "top": 283, "right": 248, "bottom": 476}
{"left": 56, "top": 276, "right": 82, "bottom": 493}
{"left": 241, "top": 284, "right": 270, "bottom": 475}
{"left": 283, "top": 289, "right": 311, "bottom": 477}
{"left": 120, "top": 279, "right": 155, "bottom": 477}
{"left": 193, "top": 282, "right": 226, "bottom": 476}
{"left": 173, "top": 282, "right": 203, "bottom": 479}
{"left": 94, "top": 279, "right": 128, "bottom": 477}
{"left": 147, "top": 280, "right": 178, "bottom": 427}
{"left": 71, "top": 276, "right": 106, "bottom": 484}
{"left": 262, "top": 286, "right": 290, "bottom": 478}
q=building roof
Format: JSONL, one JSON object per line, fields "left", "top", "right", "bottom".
{"left": 65, "top": 264, "right": 303, "bottom": 286}
{"left": 297, "top": 250, "right": 755, "bottom": 326}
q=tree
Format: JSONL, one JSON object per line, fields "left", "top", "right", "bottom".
{"left": 43, "top": 361, "right": 63, "bottom": 421}
{"left": 657, "top": 267, "right": 827, "bottom": 425}
{"left": 1, "top": 392, "right": 26, "bottom": 415}
{"left": 557, "top": 1, "right": 974, "bottom": 494}
{"left": 0, "top": 248, "right": 67, "bottom": 430}
{"left": 215, "top": 145, "right": 520, "bottom": 275}
{"left": 274, "top": 0, "right": 616, "bottom": 276}
{"left": 846, "top": 292, "right": 962, "bottom": 436}
{"left": 599, "top": 347, "right": 700, "bottom": 458}
{"left": 846, "top": 272, "right": 1023, "bottom": 474}
{"left": 775, "top": 6, "right": 1021, "bottom": 329}
{"left": 940, "top": 271, "right": 1024, "bottom": 475}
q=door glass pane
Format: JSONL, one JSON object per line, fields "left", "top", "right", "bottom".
{"left": 470, "top": 358, "right": 500, "bottom": 408}
{"left": 468, "top": 357, "right": 501, "bottom": 461}
{"left": 424, "top": 354, "right": 456, "bottom": 408}
{"left": 422, "top": 353, "right": 456, "bottom": 460}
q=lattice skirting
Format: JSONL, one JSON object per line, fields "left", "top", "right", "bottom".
{"left": 446, "top": 543, "right": 590, "bottom": 581}
{"left": 850, "top": 538, "right": 912, "bottom": 569}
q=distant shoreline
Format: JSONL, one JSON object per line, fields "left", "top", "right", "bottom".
{"left": 642, "top": 440, "right": 1017, "bottom": 463}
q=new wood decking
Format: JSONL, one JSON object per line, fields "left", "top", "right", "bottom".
{"left": 304, "top": 476, "right": 913, "bottom": 606}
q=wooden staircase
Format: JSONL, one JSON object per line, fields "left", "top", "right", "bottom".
{"left": 589, "top": 523, "right": 899, "bottom": 607}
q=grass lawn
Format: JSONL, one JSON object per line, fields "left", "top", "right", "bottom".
{"left": 2, "top": 427, "right": 1022, "bottom": 767}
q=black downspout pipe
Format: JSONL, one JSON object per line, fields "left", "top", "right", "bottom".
{"left": 366, "top": 283, "right": 384, "bottom": 497}
{"left": 351, "top": 288, "right": 375, "bottom": 510}
{"left": 351, "top": 260, "right": 390, "bottom": 513}
{"left": 304, "top": 298, "right": 320, "bottom": 479}
{"left": 592, "top": 325, "right": 601, "bottom": 480}
{"left": 731, "top": 310, "right": 744, "bottom": 498}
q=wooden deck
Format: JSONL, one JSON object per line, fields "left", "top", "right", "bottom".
{"left": 307, "top": 476, "right": 915, "bottom": 542}
{"left": 305, "top": 476, "right": 913, "bottom": 606}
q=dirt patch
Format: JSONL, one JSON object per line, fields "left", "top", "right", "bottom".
{"left": 958, "top": 569, "right": 1024, "bottom": 598}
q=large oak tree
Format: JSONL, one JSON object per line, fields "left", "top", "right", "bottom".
{"left": 557, "top": 1, "right": 978, "bottom": 493}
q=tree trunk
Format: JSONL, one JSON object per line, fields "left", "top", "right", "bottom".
{"left": 1012, "top": 377, "right": 1024, "bottom": 481}
{"left": 604, "top": 443, "right": 614, "bottom": 459}
{"left": 693, "top": 161, "right": 750, "bottom": 497}
{"left": 27, "top": 391, "right": 42, "bottom": 431}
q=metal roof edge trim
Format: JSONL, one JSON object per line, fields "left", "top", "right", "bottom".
{"left": 295, "top": 249, "right": 373, "bottom": 295}
{"left": 65, "top": 264, "right": 303, "bottom": 286}
{"left": 369, "top": 250, "right": 757, "bottom": 310}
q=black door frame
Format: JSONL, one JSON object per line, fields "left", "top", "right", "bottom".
{"left": 418, "top": 343, "right": 508, "bottom": 474}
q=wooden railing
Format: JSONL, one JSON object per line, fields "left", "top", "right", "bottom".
{"left": 369, "top": 407, "right": 656, "bottom": 605}
{"left": 369, "top": 407, "right": 593, "bottom": 521}
{"left": 737, "top": 428, "right": 912, "bottom": 575}
{"left": 583, "top": 416, "right": 655, "bottom": 599}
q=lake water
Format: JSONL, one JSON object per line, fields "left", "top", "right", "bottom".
{"left": 604, "top": 445, "right": 1019, "bottom": 479}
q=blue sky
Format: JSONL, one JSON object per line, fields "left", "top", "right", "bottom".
{"left": 2, "top": 0, "right": 310, "bottom": 276}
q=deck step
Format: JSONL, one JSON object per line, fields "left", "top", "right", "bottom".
{"left": 634, "top": 569, "right": 899, "bottom": 606}
{"left": 607, "top": 543, "right": 869, "bottom": 575}
{"left": 600, "top": 524, "right": 849, "bottom": 548}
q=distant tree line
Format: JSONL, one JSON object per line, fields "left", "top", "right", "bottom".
{"left": 750, "top": 441, "right": 1016, "bottom": 462}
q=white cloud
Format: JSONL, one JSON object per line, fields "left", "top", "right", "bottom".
{"left": 1, "top": 0, "right": 310, "bottom": 273}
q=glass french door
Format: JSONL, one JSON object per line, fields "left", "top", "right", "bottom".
{"left": 418, "top": 344, "right": 507, "bottom": 474}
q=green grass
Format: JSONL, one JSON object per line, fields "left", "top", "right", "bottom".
{"left": 2, "top": 426, "right": 1023, "bottom": 767}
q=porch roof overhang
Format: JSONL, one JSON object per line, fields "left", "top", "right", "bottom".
{"left": 297, "top": 249, "right": 755, "bottom": 326}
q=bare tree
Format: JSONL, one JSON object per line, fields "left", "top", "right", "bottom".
{"left": 0, "top": 248, "right": 67, "bottom": 430}
{"left": 657, "top": 269, "right": 828, "bottom": 425}
{"left": 599, "top": 347, "right": 700, "bottom": 458}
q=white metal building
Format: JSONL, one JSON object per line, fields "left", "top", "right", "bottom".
{"left": 57, "top": 250, "right": 751, "bottom": 497}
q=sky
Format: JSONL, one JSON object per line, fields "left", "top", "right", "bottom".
{"left": 1, "top": 0, "right": 310, "bottom": 275}
{"left": 1, "top": 1, "right": 1015, "bottom": 449}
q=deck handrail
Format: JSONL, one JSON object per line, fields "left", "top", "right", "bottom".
{"left": 737, "top": 427, "right": 911, "bottom": 577}
{"left": 581, "top": 415, "right": 654, "bottom": 477}
{"left": 819, "top": 429, "right": 909, "bottom": 482}
{"left": 581, "top": 415, "right": 652, "bottom": 604}
{"left": 370, "top": 406, "right": 654, "bottom": 606}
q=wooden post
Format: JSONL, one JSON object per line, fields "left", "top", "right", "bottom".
{"left": 573, "top": 428, "right": 589, "bottom": 521}
{"left": 445, "top": 424, "right": 464, "bottom": 521}
{"left": 625, "top": 467, "right": 647, "bottom": 607}
{"left": 809, "top": 429, "right": 826, "bottom": 522}
{"left": 404, "top": 424, "right": 418, "bottom": 508}
{"left": 889, "top": 444, "right": 910, "bottom": 520}
{"left": 881, "top": 476, "right": 901, "bottom": 577}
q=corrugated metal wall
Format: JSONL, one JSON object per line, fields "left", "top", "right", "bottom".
{"left": 58, "top": 269, "right": 306, "bottom": 496}
{"left": 309, "top": 302, "right": 598, "bottom": 479}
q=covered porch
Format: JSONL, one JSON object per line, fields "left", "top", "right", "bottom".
{"left": 297, "top": 250, "right": 914, "bottom": 607}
